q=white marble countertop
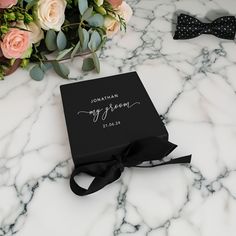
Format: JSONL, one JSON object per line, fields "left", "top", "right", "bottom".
{"left": 1, "top": 0, "right": 236, "bottom": 235}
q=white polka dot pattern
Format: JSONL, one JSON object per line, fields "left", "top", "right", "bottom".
{"left": 173, "top": 14, "right": 236, "bottom": 40}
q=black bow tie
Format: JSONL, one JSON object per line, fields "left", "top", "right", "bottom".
{"left": 174, "top": 14, "right": 236, "bottom": 40}
{"left": 70, "top": 137, "right": 191, "bottom": 196}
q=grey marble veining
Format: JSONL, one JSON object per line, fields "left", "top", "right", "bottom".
{"left": 1, "top": 0, "right": 236, "bottom": 235}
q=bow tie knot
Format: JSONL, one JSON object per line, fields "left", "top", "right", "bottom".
{"left": 174, "top": 14, "right": 236, "bottom": 40}
{"left": 202, "top": 23, "right": 213, "bottom": 34}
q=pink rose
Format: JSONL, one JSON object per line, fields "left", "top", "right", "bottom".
{"left": 107, "top": 0, "right": 123, "bottom": 8}
{"left": 104, "top": 1, "right": 133, "bottom": 37}
{"left": 0, "top": 0, "right": 17, "bottom": 8}
{"left": 0, "top": 28, "right": 30, "bottom": 59}
{"left": 118, "top": 2, "right": 133, "bottom": 24}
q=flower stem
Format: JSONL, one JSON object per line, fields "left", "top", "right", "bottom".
{"left": 62, "top": 22, "right": 82, "bottom": 29}
{"left": 39, "top": 51, "right": 91, "bottom": 63}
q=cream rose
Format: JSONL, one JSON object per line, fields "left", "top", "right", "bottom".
{"left": 28, "top": 22, "right": 44, "bottom": 44}
{"left": 118, "top": 2, "right": 133, "bottom": 24}
{"left": 104, "top": 16, "right": 120, "bottom": 38}
{"left": 36, "top": 0, "right": 66, "bottom": 31}
{"left": 15, "top": 21, "right": 44, "bottom": 44}
{"left": 104, "top": 1, "right": 133, "bottom": 37}
{"left": 0, "top": 28, "right": 30, "bottom": 59}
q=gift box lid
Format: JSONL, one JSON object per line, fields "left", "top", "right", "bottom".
{"left": 60, "top": 72, "right": 168, "bottom": 165}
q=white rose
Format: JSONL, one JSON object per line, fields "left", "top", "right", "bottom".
{"left": 28, "top": 22, "right": 44, "bottom": 44}
{"left": 15, "top": 21, "right": 44, "bottom": 44}
{"left": 104, "top": 2, "right": 133, "bottom": 38}
{"left": 104, "top": 16, "right": 120, "bottom": 38}
{"left": 36, "top": 0, "right": 66, "bottom": 31}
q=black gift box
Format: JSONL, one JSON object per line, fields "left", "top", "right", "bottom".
{"left": 60, "top": 72, "right": 191, "bottom": 196}
{"left": 60, "top": 72, "right": 168, "bottom": 167}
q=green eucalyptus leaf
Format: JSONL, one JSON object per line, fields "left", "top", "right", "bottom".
{"left": 79, "top": 28, "right": 89, "bottom": 51}
{"left": 78, "top": 0, "right": 88, "bottom": 15}
{"left": 39, "top": 62, "right": 47, "bottom": 72}
{"left": 82, "top": 29, "right": 90, "bottom": 51}
{"left": 92, "top": 52, "right": 100, "bottom": 73}
{"left": 96, "top": 36, "right": 107, "bottom": 51}
{"left": 87, "top": 14, "right": 104, "bottom": 27}
{"left": 51, "top": 61, "right": 70, "bottom": 79}
{"left": 81, "top": 7, "right": 93, "bottom": 21}
{"left": 71, "top": 41, "right": 80, "bottom": 60}
{"left": 30, "top": 65, "right": 45, "bottom": 81}
{"left": 56, "top": 47, "right": 73, "bottom": 60}
{"left": 40, "top": 62, "right": 52, "bottom": 72}
{"left": 82, "top": 58, "right": 95, "bottom": 71}
{"left": 88, "top": 31, "right": 101, "bottom": 52}
{"left": 57, "top": 31, "right": 67, "bottom": 51}
{"left": 78, "top": 26, "right": 84, "bottom": 46}
{"left": 45, "top": 30, "right": 57, "bottom": 51}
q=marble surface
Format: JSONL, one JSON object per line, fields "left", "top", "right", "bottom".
{"left": 1, "top": 0, "right": 236, "bottom": 235}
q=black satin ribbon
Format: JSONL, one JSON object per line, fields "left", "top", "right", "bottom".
{"left": 174, "top": 14, "right": 236, "bottom": 40}
{"left": 70, "top": 137, "right": 191, "bottom": 196}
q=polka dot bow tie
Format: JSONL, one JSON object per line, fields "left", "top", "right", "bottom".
{"left": 173, "top": 14, "right": 236, "bottom": 40}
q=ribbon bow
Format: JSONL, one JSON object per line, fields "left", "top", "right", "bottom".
{"left": 173, "top": 14, "right": 236, "bottom": 40}
{"left": 70, "top": 137, "right": 191, "bottom": 196}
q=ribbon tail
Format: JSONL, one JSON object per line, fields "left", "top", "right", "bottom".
{"left": 70, "top": 136, "right": 192, "bottom": 196}
{"left": 136, "top": 155, "right": 191, "bottom": 168}
{"left": 159, "top": 155, "right": 191, "bottom": 166}
{"left": 70, "top": 160, "right": 123, "bottom": 196}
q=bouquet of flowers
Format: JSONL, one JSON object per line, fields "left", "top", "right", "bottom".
{"left": 0, "top": 0, "right": 132, "bottom": 80}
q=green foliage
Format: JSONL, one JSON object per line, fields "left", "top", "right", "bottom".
{"left": 52, "top": 61, "right": 70, "bottom": 79}
{"left": 57, "top": 31, "right": 68, "bottom": 51}
{"left": 30, "top": 65, "right": 45, "bottom": 81}
{"left": 0, "top": 0, "right": 130, "bottom": 80}
{"left": 71, "top": 41, "right": 80, "bottom": 60}
{"left": 45, "top": 30, "right": 57, "bottom": 51}
{"left": 0, "top": 4, "right": 34, "bottom": 35}
{"left": 25, "top": 0, "right": 38, "bottom": 11}
{"left": 92, "top": 52, "right": 100, "bottom": 73}
{"left": 87, "top": 14, "right": 104, "bottom": 27}
{"left": 0, "top": 66, "right": 5, "bottom": 80}
{"left": 82, "top": 57, "right": 95, "bottom": 71}
{"left": 78, "top": 0, "right": 88, "bottom": 15}
{"left": 81, "top": 7, "right": 93, "bottom": 21}
{"left": 88, "top": 31, "right": 102, "bottom": 52}
{"left": 56, "top": 47, "right": 73, "bottom": 60}
{"left": 20, "top": 59, "right": 30, "bottom": 68}
{"left": 79, "top": 27, "right": 90, "bottom": 51}
{"left": 94, "top": 6, "right": 106, "bottom": 15}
